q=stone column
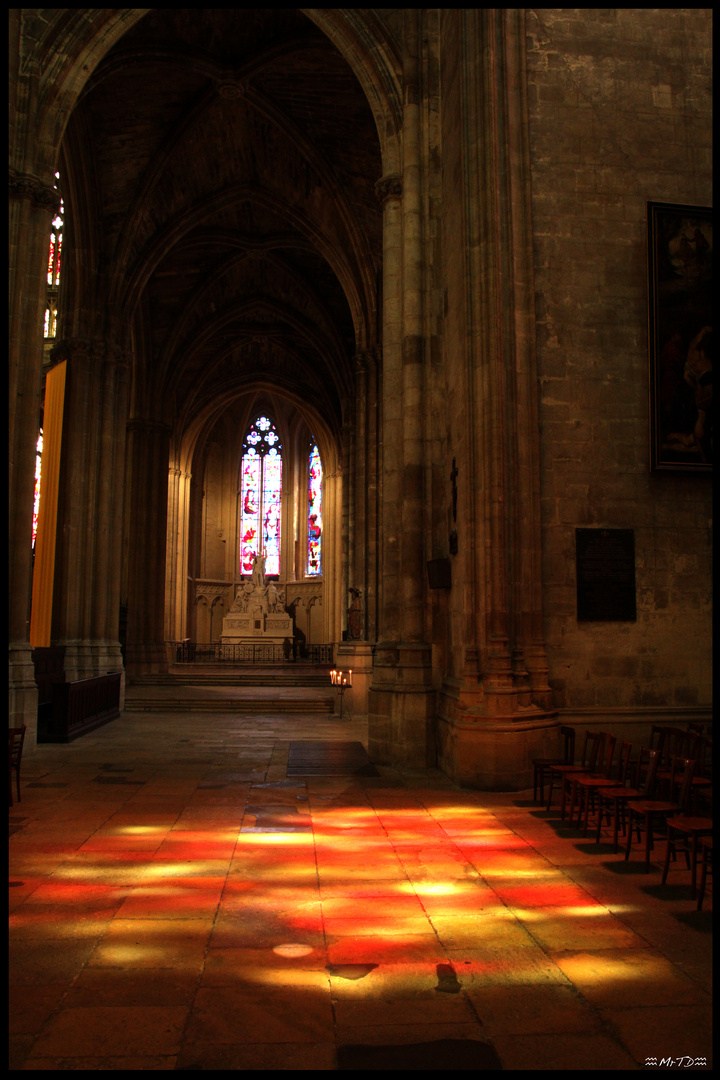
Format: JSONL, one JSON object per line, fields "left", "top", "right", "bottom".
{"left": 435, "top": 9, "right": 557, "bottom": 790}
{"left": 46, "top": 339, "right": 129, "bottom": 690}
{"left": 8, "top": 167, "right": 62, "bottom": 742}
{"left": 124, "top": 419, "right": 171, "bottom": 679}
{"left": 369, "top": 10, "right": 436, "bottom": 769}
{"left": 165, "top": 463, "right": 192, "bottom": 643}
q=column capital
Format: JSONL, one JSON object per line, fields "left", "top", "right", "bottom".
{"left": 8, "top": 167, "right": 61, "bottom": 213}
{"left": 374, "top": 174, "right": 402, "bottom": 204}
{"left": 50, "top": 337, "right": 131, "bottom": 370}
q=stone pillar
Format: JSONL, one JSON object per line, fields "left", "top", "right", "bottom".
{"left": 47, "top": 339, "right": 129, "bottom": 695}
{"left": 124, "top": 419, "right": 171, "bottom": 679}
{"left": 435, "top": 9, "right": 557, "bottom": 790}
{"left": 165, "top": 463, "right": 192, "bottom": 643}
{"left": 8, "top": 165, "right": 62, "bottom": 743}
{"left": 335, "top": 640, "right": 374, "bottom": 718}
{"left": 369, "top": 10, "right": 436, "bottom": 769}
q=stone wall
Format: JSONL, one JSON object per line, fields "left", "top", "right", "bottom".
{"left": 526, "top": 9, "right": 712, "bottom": 713}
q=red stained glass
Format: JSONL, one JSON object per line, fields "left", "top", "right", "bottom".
{"left": 307, "top": 444, "right": 322, "bottom": 576}
{"left": 239, "top": 417, "right": 282, "bottom": 576}
{"left": 32, "top": 430, "right": 43, "bottom": 549}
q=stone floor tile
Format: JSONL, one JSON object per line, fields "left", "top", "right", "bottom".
{"left": 86, "top": 916, "right": 214, "bottom": 969}
{"left": 332, "top": 988, "right": 478, "bottom": 1028}
{"left": 174, "top": 1040, "right": 337, "bottom": 1070}
{"left": 326, "top": 925, "right": 448, "bottom": 961}
{"left": 21, "top": 1056, "right": 178, "bottom": 1070}
{"left": 61, "top": 967, "right": 201, "bottom": 1007}
{"left": 184, "top": 987, "right": 335, "bottom": 1045}
{"left": 9, "top": 986, "right": 69, "bottom": 1035}
{"left": 600, "top": 1004, "right": 713, "bottom": 1068}
{"left": 492, "top": 1030, "right": 640, "bottom": 1070}
{"left": 429, "top": 910, "right": 535, "bottom": 950}
{"left": 9, "top": 937, "right": 99, "bottom": 986}
{"left": 467, "top": 982, "right": 602, "bottom": 1036}
{"left": 513, "top": 906, "right": 649, "bottom": 952}
{"left": 551, "top": 948, "right": 712, "bottom": 1008}
{"left": 201, "top": 946, "right": 329, "bottom": 987}
{"left": 26, "top": 1006, "right": 188, "bottom": 1059}
{"left": 447, "top": 946, "right": 570, "bottom": 986}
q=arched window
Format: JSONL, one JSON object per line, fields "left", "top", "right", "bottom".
{"left": 240, "top": 416, "right": 282, "bottom": 576}
{"left": 307, "top": 442, "right": 323, "bottom": 576}
{"left": 44, "top": 172, "right": 63, "bottom": 340}
{"left": 32, "top": 429, "right": 43, "bottom": 550}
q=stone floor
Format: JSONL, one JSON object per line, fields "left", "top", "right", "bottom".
{"left": 9, "top": 704, "right": 712, "bottom": 1071}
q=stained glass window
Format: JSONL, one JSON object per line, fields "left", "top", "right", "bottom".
{"left": 44, "top": 172, "right": 63, "bottom": 339}
{"left": 32, "top": 429, "right": 43, "bottom": 549}
{"left": 307, "top": 443, "right": 323, "bottom": 576}
{"left": 240, "top": 416, "right": 282, "bottom": 576}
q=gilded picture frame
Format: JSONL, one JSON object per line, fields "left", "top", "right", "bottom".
{"left": 647, "top": 201, "right": 712, "bottom": 472}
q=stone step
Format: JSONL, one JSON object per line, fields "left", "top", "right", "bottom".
{"left": 141, "top": 676, "right": 331, "bottom": 687}
{"left": 124, "top": 697, "right": 334, "bottom": 713}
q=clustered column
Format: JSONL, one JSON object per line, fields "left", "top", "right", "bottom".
{"left": 49, "top": 338, "right": 130, "bottom": 687}
{"left": 9, "top": 168, "right": 63, "bottom": 738}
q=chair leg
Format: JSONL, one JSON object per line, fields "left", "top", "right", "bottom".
{"left": 662, "top": 828, "right": 674, "bottom": 885}
{"left": 691, "top": 834, "right": 699, "bottom": 899}
{"left": 697, "top": 847, "right": 709, "bottom": 911}
{"left": 644, "top": 814, "right": 653, "bottom": 872}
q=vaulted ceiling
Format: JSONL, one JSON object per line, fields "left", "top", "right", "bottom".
{"left": 62, "top": 9, "right": 384, "bottom": 442}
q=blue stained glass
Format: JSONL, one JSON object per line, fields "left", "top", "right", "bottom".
{"left": 307, "top": 444, "right": 322, "bottom": 576}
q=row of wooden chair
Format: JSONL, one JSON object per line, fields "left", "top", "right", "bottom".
{"left": 9, "top": 724, "right": 26, "bottom": 807}
{"left": 534, "top": 725, "right": 713, "bottom": 908}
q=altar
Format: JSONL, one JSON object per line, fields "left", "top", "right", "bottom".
{"left": 221, "top": 553, "right": 294, "bottom": 645}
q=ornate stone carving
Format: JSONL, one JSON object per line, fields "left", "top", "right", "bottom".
{"left": 9, "top": 168, "right": 62, "bottom": 213}
{"left": 374, "top": 174, "right": 402, "bottom": 204}
{"left": 216, "top": 78, "right": 246, "bottom": 99}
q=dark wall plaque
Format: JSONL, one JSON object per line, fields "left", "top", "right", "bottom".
{"left": 576, "top": 528, "right": 636, "bottom": 622}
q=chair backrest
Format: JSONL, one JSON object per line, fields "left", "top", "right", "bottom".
{"left": 681, "top": 731, "right": 702, "bottom": 765}
{"left": 649, "top": 725, "right": 667, "bottom": 754}
{"left": 614, "top": 740, "right": 633, "bottom": 785}
{"left": 661, "top": 727, "right": 687, "bottom": 765}
{"left": 597, "top": 733, "right": 617, "bottom": 777}
{"left": 640, "top": 748, "right": 661, "bottom": 797}
{"left": 9, "top": 724, "right": 26, "bottom": 767}
{"left": 559, "top": 726, "right": 575, "bottom": 764}
{"left": 583, "top": 731, "right": 605, "bottom": 773}
{"left": 669, "top": 756, "right": 696, "bottom": 812}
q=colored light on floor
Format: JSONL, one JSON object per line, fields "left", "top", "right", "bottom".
{"left": 273, "top": 943, "right": 315, "bottom": 957}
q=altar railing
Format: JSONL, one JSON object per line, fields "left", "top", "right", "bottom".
{"left": 170, "top": 642, "right": 333, "bottom": 665}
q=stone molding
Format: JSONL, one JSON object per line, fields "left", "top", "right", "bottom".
{"left": 9, "top": 167, "right": 61, "bottom": 213}
{"left": 50, "top": 337, "right": 131, "bottom": 371}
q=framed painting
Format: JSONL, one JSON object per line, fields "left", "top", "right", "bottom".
{"left": 648, "top": 202, "right": 712, "bottom": 471}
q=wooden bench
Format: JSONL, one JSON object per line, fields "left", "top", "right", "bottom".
{"left": 37, "top": 672, "right": 122, "bottom": 743}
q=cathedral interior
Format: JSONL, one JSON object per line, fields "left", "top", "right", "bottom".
{"left": 9, "top": 9, "right": 712, "bottom": 1070}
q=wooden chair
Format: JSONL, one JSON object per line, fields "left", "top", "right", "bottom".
{"left": 545, "top": 731, "right": 604, "bottom": 814}
{"left": 532, "top": 726, "right": 575, "bottom": 803}
{"left": 595, "top": 747, "right": 660, "bottom": 852}
{"left": 661, "top": 789, "right": 713, "bottom": 899}
{"left": 9, "top": 724, "right": 26, "bottom": 807}
{"left": 573, "top": 739, "right": 633, "bottom": 837}
{"left": 624, "top": 756, "right": 696, "bottom": 873}
{"left": 688, "top": 736, "right": 712, "bottom": 813}
{"left": 565, "top": 733, "right": 617, "bottom": 828}
{"left": 696, "top": 836, "right": 712, "bottom": 911}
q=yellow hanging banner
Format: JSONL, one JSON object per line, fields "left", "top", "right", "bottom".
{"left": 29, "top": 360, "right": 66, "bottom": 647}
